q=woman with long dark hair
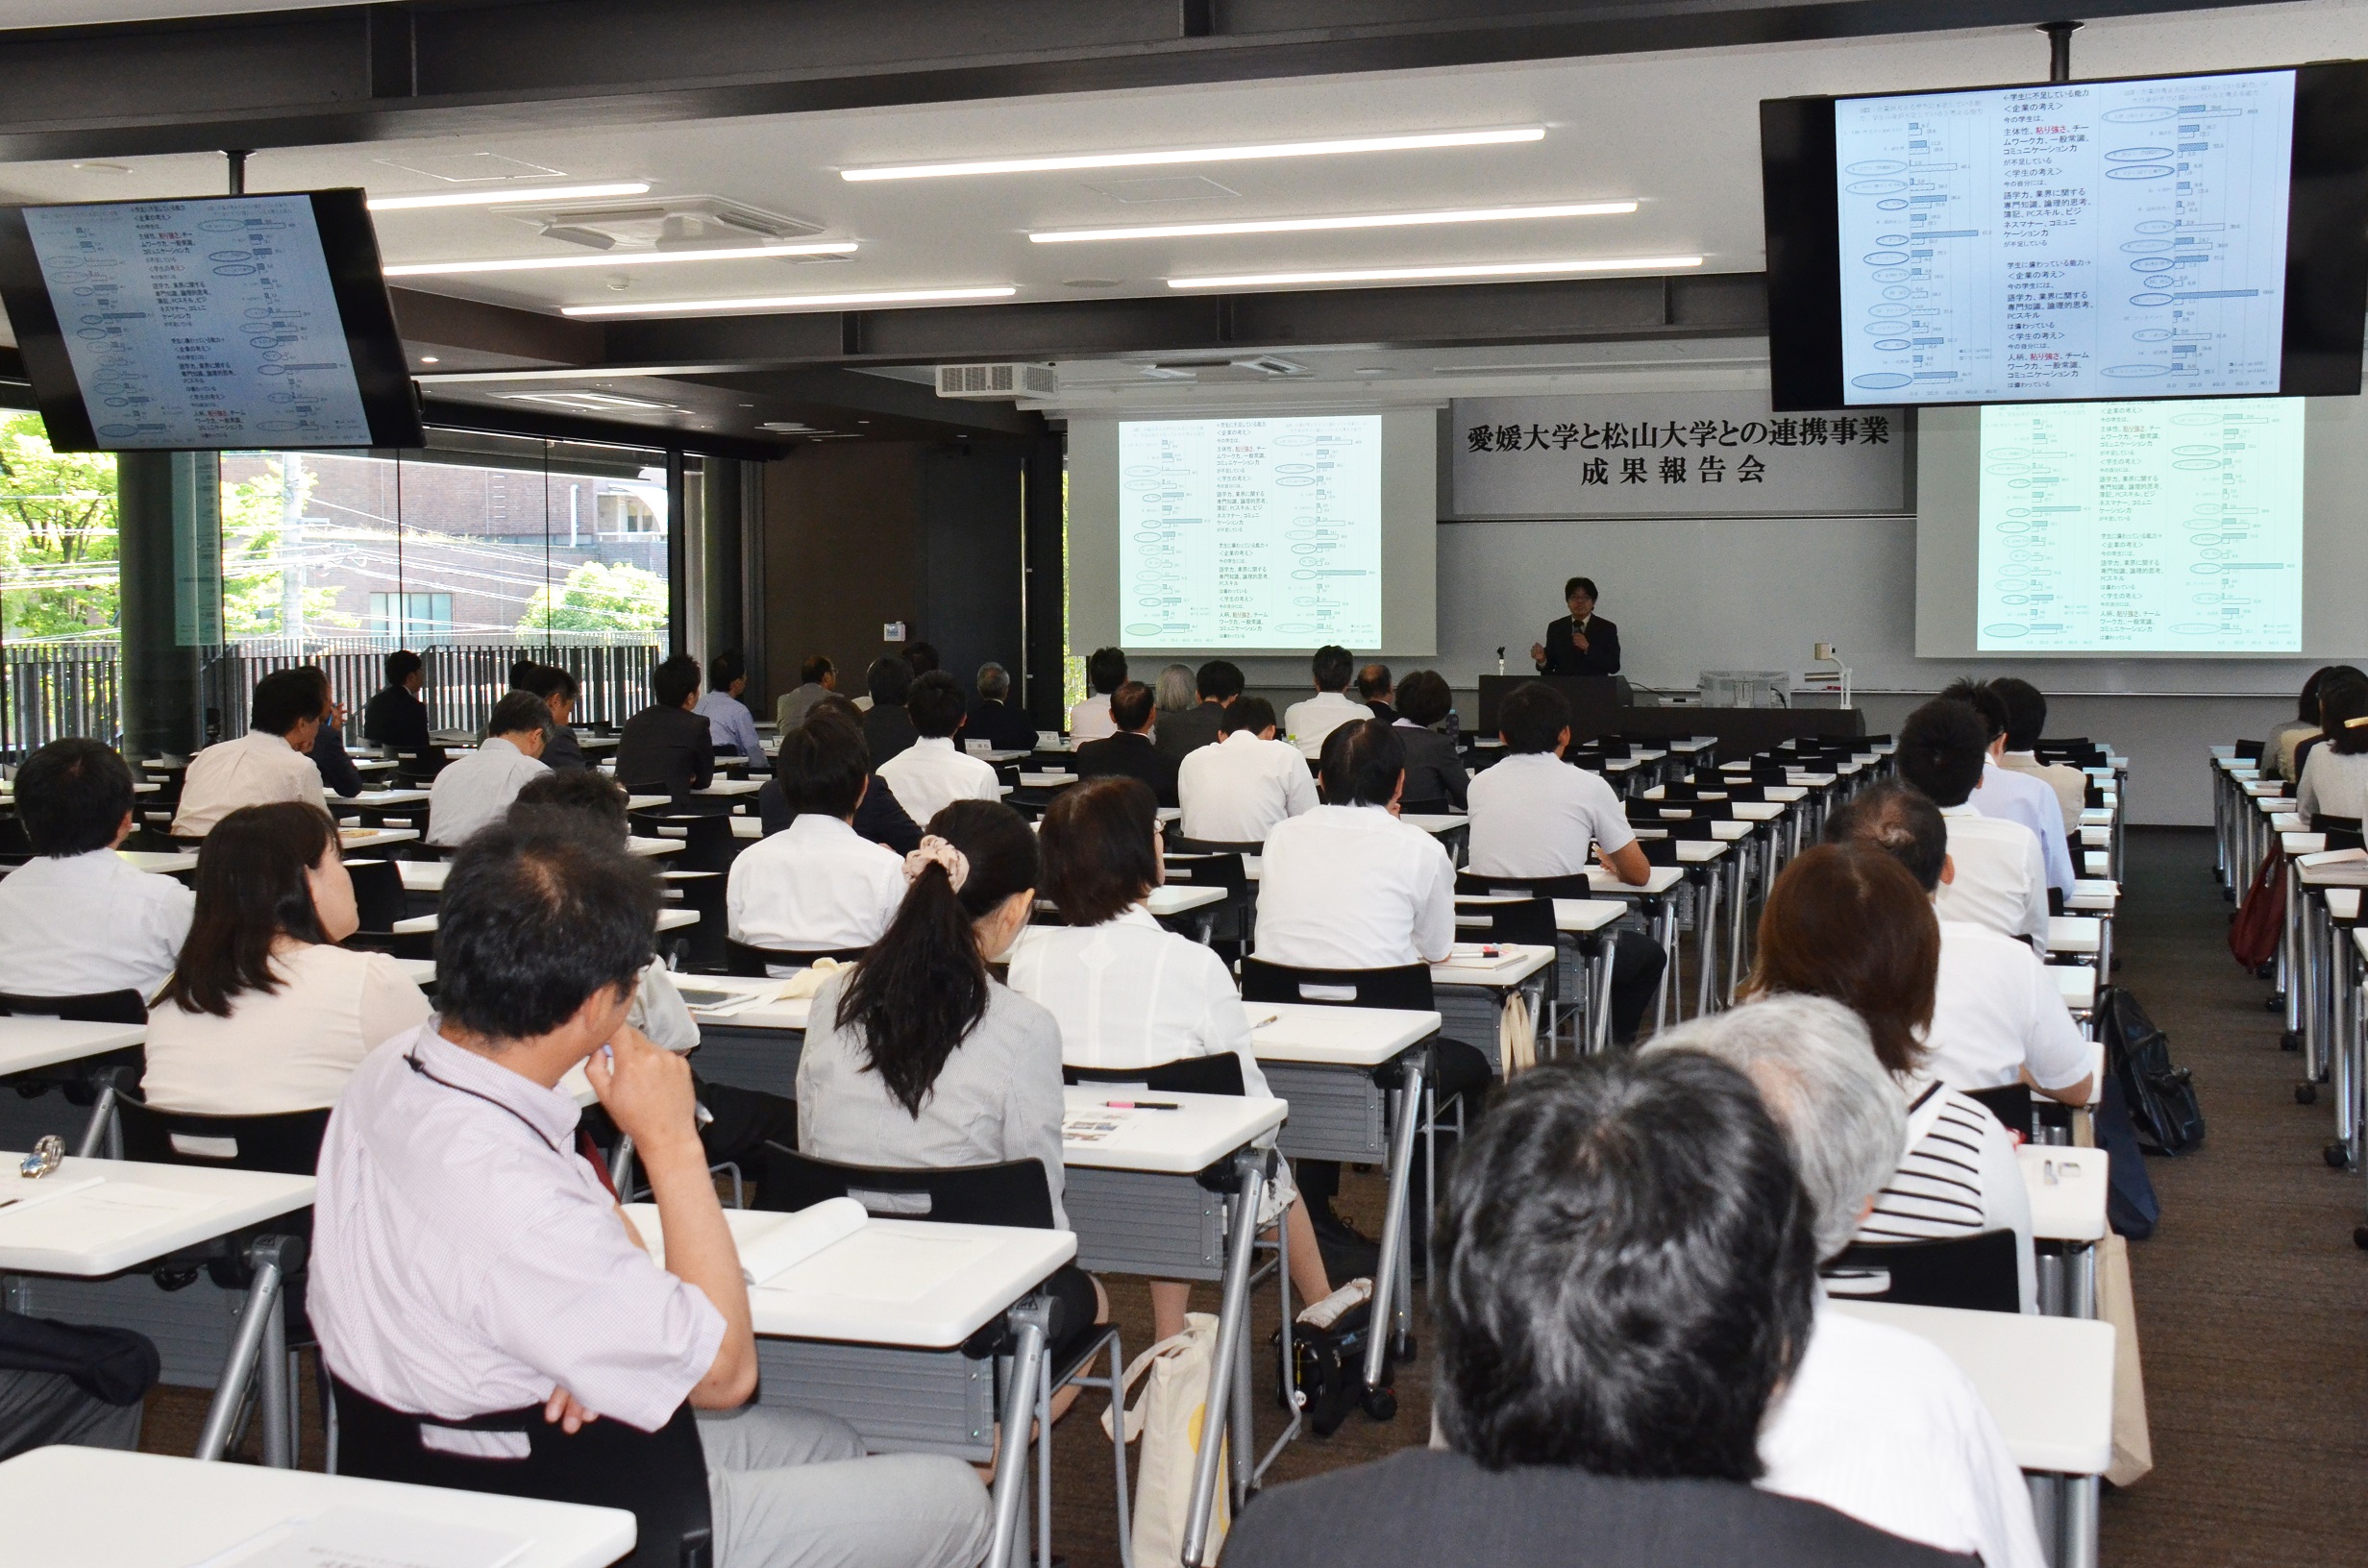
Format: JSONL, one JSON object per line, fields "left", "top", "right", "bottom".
{"left": 142, "top": 801, "right": 430, "bottom": 1115}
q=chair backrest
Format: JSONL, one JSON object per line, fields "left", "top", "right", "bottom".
{"left": 1239, "top": 957, "right": 1434, "bottom": 1011}
{"left": 0, "top": 816, "right": 32, "bottom": 866}
{"left": 647, "top": 813, "right": 739, "bottom": 874}
{"left": 1963, "top": 1083, "right": 2035, "bottom": 1143}
{"left": 1637, "top": 837, "right": 1681, "bottom": 867}
{"left": 723, "top": 939, "right": 867, "bottom": 977}
{"left": 343, "top": 857, "right": 407, "bottom": 933}
{"left": 1456, "top": 895, "right": 1556, "bottom": 947}
{"left": 1824, "top": 1229, "right": 2022, "bottom": 1314}
{"left": 1396, "top": 796, "right": 1452, "bottom": 818}
{"left": 1165, "top": 834, "right": 1264, "bottom": 856}
{"left": 1161, "top": 851, "right": 1246, "bottom": 892}
{"left": 1065, "top": 1053, "right": 1246, "bottom": 1097}
{"left": 753, "top": 1151, "right": 1058, "bottom": 1229}
{"left": 0, "top": 989, "right": 145, "bottom": 1025}
{"left": 2233, "top": 739, "right": 2266, "bottom": 762}
{"left": 331, "top": 1378, "right": 713, "bottom": 1568}
{"left": 115, "top": 1094, "right": 330, "bottom": 1175}
{"left": 1456, "top": 871, "right": 1594, "bottom": 900}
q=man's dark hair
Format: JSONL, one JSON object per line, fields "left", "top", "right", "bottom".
{"left": 1825, "top": 778, "right": 1948, "bottom": 894}
{"left": 487, "top": 690, "right": 552, "bottom": 740}
{"left": 1110, "top": 680, "right": 1154, "bottom": 733}
{"left": 976, "top": 662, "right": 1012, "bottom": 702}
{"left": 508, "top": 657, "right": 538, "bottom": 689}
{"left": 1434, "top": 1052, "right": 1815, "bottom": 1478}
{"left": 1989, "top": 676, "right": 2048, "bottom": 752}
{"left": 384, "top": 649, "right": 423, "bottom": 687}
{"left": 1498, "top": 680, "right": 1572, "bottom": 755}
{"left": 1320, "top": 718, "right": 1407, "bottom": 807}
{"left": 1896, "top": 698, "right": 1988, "bottom": 808}
{"left": 1086, "top": 646, "right": 1129, "bottom": 696}
{"left": 1356, "top": 662, "right": 1393, "bottom": 700}
{"left": 1396, "top": 670, "right": 1453, "bottom": 728}
{"left": 510, "top": 770, "right": 629, "bottom": 843}
{"left": 436, "top": 823, "right": 658, "bottom": 1043}
{"left": 651, "top": 654, "right": 702, "bottom": 709}
{"left": 709, "top": 649, "right": 746, "bottom": 690}
{"left": 14, "top": 738, "right": 135, "bottom": 856}
{"left": 1564, "top": 576, "right": 1598, "bottom": 601}
{"left": 903, "top": 641, "right": 941, "bottom": 675}
{"left": 777, "top": 713, "right": 870, "bottom": 818}
{"left": 1195, "top": 660, "right": 1246, "bottom": 702}
{"left": 1938, "top": 678, "right": 2008, "bottom": 744}
{"left": 251, "top": 668, "right": 327, "bottom": 736}
{"left": 1310, "top": 645, "right": 1353, "bottom": 693}
{"left": 1040, "top": 776, "right": 1160, "bottom": 927}
{"left": 1221, "top": 695, "right": 1276, "bottom": 737}
{"left": 907, "top": 670, "right": 969, "bottom": 738}
{"left": 866, "top": 655, "right": 913, "bottom": 708}
{"left": 520, "top": 663, "right": 579, "bottom": 703}
{"left": 799, "top": 653, "right": 835, "bottom": 686}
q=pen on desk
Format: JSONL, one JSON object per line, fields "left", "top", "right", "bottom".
{"left": 1107, "top": 1100, "right": 1180, "bottom": 1111}
{"left": 1249, "top": 1014, "right": 1281, "bottom": 1029}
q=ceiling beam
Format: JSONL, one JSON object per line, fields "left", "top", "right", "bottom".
{"left": 389, "top": 286, "right": 604, "bottom": 369}
{"left": 0, "top": 0, "right": 2293, "bottom": 160}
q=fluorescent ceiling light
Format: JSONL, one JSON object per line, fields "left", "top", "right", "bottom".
{"left": 367, "top": 181, "right": 652, "bottom": 211}
{"left": 385, "top": 241, "right": 855, "bottom": 278}
{"left": 842, "top": 128, "right": 1544, "bottom": 182}
{"left": 1031, "top": 201, "right": 1635, "bottom": 244}
{"left": 562, "top": 285, "right": 1016, "bottom": 318}
{"left": 499, "top": 391, "right": 678, "bottom": 412}
{"left": 1168, "top": 256, "right": 1704, "bottom": 289}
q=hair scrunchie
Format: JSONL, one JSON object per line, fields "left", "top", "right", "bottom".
{"left": 903, "top": 835, "right": 971, "bottom": 893}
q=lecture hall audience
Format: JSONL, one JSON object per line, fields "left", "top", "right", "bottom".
{"left": 425, "top": 690, "right": 552, "bottom": 848}
{"left": 1175, "top": 696, "right": 1315, "bottom": 844}
{"left": 1072, "top": 680, "right": 1180, "bottom": 806}
{"left": 729, "top": 716, "right": 906, "bottom": 955}
{"left": 1070, "top": 647, "right": 1127, "bottom": 743}
{"left": 616, "top": 653, "right": 715, "bottom": 798}
{"left": 1896, "top": 698, "right": 2050, "bottom": 951}
{"left": 0, "top": 736, "right": 193, "bottom": 1000}
{"left": 360, "top": 649, "right": 431, "bottom": 755}
{"left": 1283, "top": 644, "right": 1369, "bottom": 759}
{"left": 876, "top": 671, "right": 1001, "bottom": 827}
{"left": 172, "top": 669, "right": 331, "bottom": 837}
{"left": 1941, "top": 679, "right": 2073, "bottom": 896}
{"left": 1155, "top": 659, "right": 1243, "bottom": 762}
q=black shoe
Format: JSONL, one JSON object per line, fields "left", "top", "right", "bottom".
{"left": 1309, "top": 1208, "right": 1380, "bottom": 1284}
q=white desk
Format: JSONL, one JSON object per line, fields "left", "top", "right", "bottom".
{"left": 0, "top": 1017, "right": 144, "bottom": 1079}
{"left": 627, "top": 793, "right": 669, "bottom": 811}
{"left": 2052, "top": 965, "right": 2098, "bottom": 1017}
{"left": 2064, "top": 878, "right": 2119, "bottom": 915}
{"left": 389, "top": 906, "right": 699, "bottom": 937}
{"left": 731, "top": 814, "right": 764, "bottom": 839}
{"left": 1429, "top": 942, "right": 1554, "bottom": 992}
{"left": 350, "top": 787, "right": 430, "bottom": 808}
{"left": 1016, "top": 771, "right": 1077, "bottom": 788}
{"left": 2048, "top": 917, "right": 2102, "bottom": 957}
{"left": 337, "top": 826, "right": 419, "bottom": 852}
{"left": 1246, "top": 1000, "right": 1439, "bottom": 1067}
{"left": 116, "top": 849, "right": 198, "bottom": 875}
{"left": 1399, "top": 813, "right": 1469, "bottom": 835}
{"left": 626, "top": 835, "right": 686, "bottom": 858}
{"left": 2021, "top": 1145, "right": 2108, "bottom": 1244}
{"left": 1060, "top": 1086, "right": 1285, "bottom": 1177}
{"left": 0, "top": 1445, "right": 637, "bottom": 1568}
{"left": 692, "top": 777, "right": 767, "bottom": 797}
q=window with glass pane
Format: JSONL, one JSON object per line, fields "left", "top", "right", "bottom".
{"left": 0, "top": 411, "right": 121, "bottom": 756}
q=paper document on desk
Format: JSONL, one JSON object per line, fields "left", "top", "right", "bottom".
{"left": 0, "top": 1172, "right": 103, "bottom": 1217}
{"left": 775, "top": 1225, "right": 1000, "bottom": 1305}
{"left": 630, "top": 1196, "right": 869, "bottom": 1286}
{"left": 227, "top": 1507, "right": 530, "bottom": 1568}
{"left": 678, "top": 979, "right": 794, "bottom": 1017}
{"left": 2299, "top": 847, "right": 2368, "bottom": 884}
{"left": 1064, "top": 1108, "right": 1135, "bottom": 1144}
{"left": 0, "top": 1180, "right": 211, "bottom": 1250}
{"left": 1444, "top": 944, "right": 1526, "bottom": 970}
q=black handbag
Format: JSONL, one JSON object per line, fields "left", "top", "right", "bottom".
{"left": 2102, "top": 987, "right": 2207, "bottom": 1156}
{"left": 0, "top": 1309, "right": 159, "bottom": 1406}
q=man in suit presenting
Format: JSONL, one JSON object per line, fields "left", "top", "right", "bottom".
{"left": 1531, "top": 576, "right": 1621, "bottom": 677}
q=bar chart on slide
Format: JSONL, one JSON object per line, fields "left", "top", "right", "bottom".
{"left": 1835, "top": 70, "right": 2296, "bottom": 404}
{"left": 1119, "top": 414, "right": 1382, "bottom": 649}
{"left": 1977, "top": 398, "right": 2303, "bottom": 652}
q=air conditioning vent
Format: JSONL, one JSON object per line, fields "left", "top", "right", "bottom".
{"left": 935, "top": 363, "right": 1057, "bottom": 400}
{"left": 490, "top": 194, "right": 825, "bottom": 255}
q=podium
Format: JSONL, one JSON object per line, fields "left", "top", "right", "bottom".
{"left": 1475, "top": 675, "right": 1619, "bottom": 737}
{"left": 1472, "top": 674, "right": 1866, "bottom": 752}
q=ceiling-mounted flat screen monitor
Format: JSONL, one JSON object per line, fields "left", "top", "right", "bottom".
{"left": 1763, "top": 61, "right": 2368, "bottom": 411}
{"left": 0, "top": 188, "right": 421, "bottom": 451}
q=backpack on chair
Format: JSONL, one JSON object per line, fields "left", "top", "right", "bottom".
{"left": 2101, "top": 987, "right": 2206, "bottom": 1156}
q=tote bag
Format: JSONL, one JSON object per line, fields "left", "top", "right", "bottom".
{"left": 1101, "top": 1312, "right": 1229, "bottom": 1568}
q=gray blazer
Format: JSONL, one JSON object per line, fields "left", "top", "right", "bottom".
{"left": 1396, "top": 724, "right": 1468, "bottom": 811}
{"left": 796, "top": 969, "right": 1071, "bottom": 1226}
{"left": 1155, "top": 700, "right": 1226, "bottom": 762}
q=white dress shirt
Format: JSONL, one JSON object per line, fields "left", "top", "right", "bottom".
{"left": 1974, "top": 761, "right": 2073, "bottom": 893}
{"left": 1282, "top": 690, "right": 1371, "bottom": 760}
{"left": 171, "top": 729, "right": 328, "bottom": 837}
{"left": 1927, "top": 919, "right": 2097, "bottom": 1097}
{"left": 1007, "top": 905, "right": 1271, "bottom": 1097}
{"left": 1465, "top": 750, "right": 1637, "bottom": 878}
{"left": 1933, "top": 802, "right": 2050, "bottom": 952}
{"left": 1069, "top": 694, "right": 1117, "bottom": 743}
{"left": 876, "top": 736, "right": 1001, "bottom": 830}
{"left": 310, "top": 1025, "right": 726, "bottom": 1434}
{"left": 1255, "top": 804, "right": 1456, "bottom": 970}
{"left": 727, "top": 814, "right": 905, "bottom": 953}
{"left": 141, "top": 943, "right": 432, "bottom": 1115}
{"left": 1999, "top": 750, "right": 2087, "bottom": 834}
{"left": 2298, "top": 747, "right": 2368, "bottom": 823}
{"left": 1760, "top": 1302, "right": 2047, "bottom": 1568}
{"left": 1176, "top": 730, "right": 1318, "bottom": 844}
{"left": 427, "top": 736, "right": 552, "bottom": 847}
{"left": 0, "top": 848, "right": 193, "bottom": 1000}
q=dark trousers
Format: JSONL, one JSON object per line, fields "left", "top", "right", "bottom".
{"left": 1608, "top": 929, "right": 1668, "bottom": 1043}
{"left": 1297, "top": 1037, "right": 1496, "bottom": 1255}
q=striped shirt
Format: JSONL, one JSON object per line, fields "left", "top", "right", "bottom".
{"left": 1852, "top": 1078, "right": 2036, "bottom": 1311}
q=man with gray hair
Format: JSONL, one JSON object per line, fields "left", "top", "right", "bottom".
{"left": 960, "top": 660, "right": 1039, "bottom": 752}
{"left": 1646, "top": 995, "right": 2045, "bottom": 1568}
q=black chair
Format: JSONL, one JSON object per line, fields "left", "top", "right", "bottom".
{"left": 1965, "top": 1083, "right": 2035, "bottom": 1143}
{"left": 724, "top": 939, "right": 867, "bottom": 977}
{"left": 1824, "top": 1229, "right": 2023, "bottom": 1314}
{"left": 1240, "top": 958, "right": 1433, "bottom": 1012}
{"left": 2233, "top": 739, "right": 2266, "bottom": 762}
{"left": 1396, "top": 796, "right": 1453, "bottom": 817}
{"left": 2312, "top": 812, "right": 2365, "bottom": 852}
{"left": 1065, "top": 1053, "right": 1246, "bottom": 1097}
{"left": 0, "top": 815, "right": 32, "bottom": 868}
{"left": 114, "top": 1096, "right": 329, "bottom": 1176}
{"left": 333, "top": 1377, "right": 714, "bottom": 1568}
{"left": 643, "top": 813, "right": 741, "bottom": 875}
{"left": 1165, "top": 834, "right": 1264, "bottom": 856}
{"left": 1455, "top": 871, "right": 1594, "bottom": 901}
{"left": 338, "top": 858, "right": 433, "bottom": 961}
{"left": 1455, "top": 895, "right": 1556, "bottom": 949}
{"left": 0, "top": 989, "right": 147, "bottom": 1156}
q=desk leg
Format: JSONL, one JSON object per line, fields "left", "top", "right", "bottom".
{"left": 1726, "top": 851, "right": 1747, "bottom": 1008}
{"left": 985, "top": 1299, "right": 1051, "bottom": 1568}
{"left": 2069, "top": 1241, "right": 2096, "bottom": 1322}
{"left": 1592, "top": 942, "right": 1616, "bottom": 1055}
{"left": 1362, "top": 1057, "right": 1427, "bottom": 1399}
{"left": 196, "top": 1235, "right": 293, "bottom": 1464}
{"left": 74, "top": 1081, "right": 120, "bottom": 1162}
{"left": 1656, "top": 895, "right": 1679, "bottom": 1033}
{"left": 1694, "top": 868, "right": 1719, "bottom": 1019}
{"left": 2062, "top": 1475, "right": 2100, "bottom": 1568}
{"left": 1183, "top": 1160, "right": 1264, "bottom": 1568}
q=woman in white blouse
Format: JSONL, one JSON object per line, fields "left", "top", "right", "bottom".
{"left": 143, "top": 802, "right": 430, "bottom": 1115}
{"left": 1008, "top": 776, "right": 1336, "bottom": 1341}
{"left": 2297, "top": 678, "right": 2368, "bottom": 827}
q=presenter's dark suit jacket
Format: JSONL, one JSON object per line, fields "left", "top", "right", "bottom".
{"left": 1537, "top": 614, "right": 1622, "bottom": 677}
{"left": 1075, "top": 731, "right": 1182, "bottom": 807}
{"left": 1154, "top": 700, "right": 1226, "bottom": 762}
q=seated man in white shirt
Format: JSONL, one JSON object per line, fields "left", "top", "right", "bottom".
{"left": 1465, "top": 679, "right": 1666, "bottom": 1042}
{"left": 1283, "top": 644, "right": 1372, "bottom": 760}
{"left": 1175, "top": 696, "right": 1318, "bottom": 845}
{"left": 1830, "top": 782, "right": 2096, "bottom": 1105}
{"left": 1069, "top": 646, "right": 1126, "bottom": 743}
{"left": 728, "top": 716, "right": 904, "bottom": 956}
{"left": 427, "top": 691, "right": 552, "bottom": 848}
{"left": 1942, "top": 680, "right": 2073, "bottom": 896}
{"left": 0, "top": 737, "right": 194, "bottom": 1002}
{"left": 1645, "top": 996, "right": 2048, "bottom": 1568}
{"left": 1989, "top": 676, "right": 2089, "bottom": 836}
{"left": 1898, "top": 698, "right": 2050, "bottom": 953}
{"left": 170, "top": 668, "right": 330, "bottom": 837}
{"left": 875, "top": 670, "right": 1002, "bottom": 829}
{"left": 309, "top": 821, "right": 988, "bottom": 1568}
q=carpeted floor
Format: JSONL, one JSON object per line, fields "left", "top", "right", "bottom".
{"left": 139, "top": 824, "right": 2368, "bottom": 1566}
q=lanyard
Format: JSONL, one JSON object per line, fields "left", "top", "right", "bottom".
{"left": 404, "top": 1050, "right": 563, "bottom": 1154}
